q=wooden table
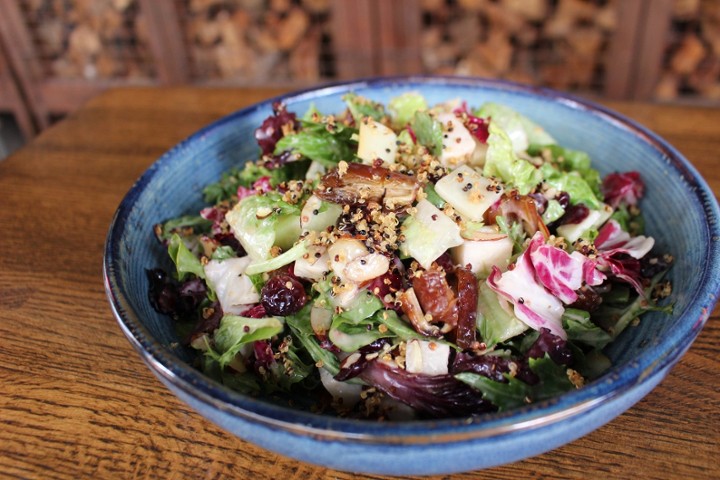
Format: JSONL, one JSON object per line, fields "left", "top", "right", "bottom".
{"left": 1, "top": 87, "right": 718, "bottom": 479}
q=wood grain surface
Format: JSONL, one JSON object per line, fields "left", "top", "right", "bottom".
{"left": 0, "top": 87, "right": 717, "bottom": 480}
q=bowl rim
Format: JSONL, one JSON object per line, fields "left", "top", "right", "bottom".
{"left": 104, "top": 75, "right": 720, "bottom": 445}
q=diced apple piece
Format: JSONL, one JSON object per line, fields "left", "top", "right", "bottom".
{"left": 434, "top": 164, "right": 503, "bottom": 221}
{"left": 203, "top": 257, "right": 259, "bottom": 315}
{"left": 405, "top": 339, "right": 450, "bottom": 376}
{"left": 300, "top": 194, "right": 342, "bottom": 233}
{"left": 451, "top": 235, "right": 513, "bottom": 276}
{"left": 437, "top": 113, "right": 477, "bottom": 168}
{"left": 293, "top": 244, "right": 330, "bottom": 281}
{"left": 310, "top": 306, "right": 333, "bottom": 337}
{"left": 305, "top": 160, "right": 326, "bottom": 181}
{"left": 330, "top": 282, "right": 362, "bottom": 310}
{"left": 320, "top": 368, "right": 363, "bottom": 408}
{"left": 400, "top": 200, "right": 464, "bottom": 270}
{"left": 357, "top": 118, "right": 397, "bottom": 165}
{"left": 557, "top": 203, "right": 613, "bottom": 243}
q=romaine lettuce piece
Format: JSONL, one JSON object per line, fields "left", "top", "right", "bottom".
{"left": 168, "top": 233, "right": 205, "bottom": 280}
{"left": 245, "top": 241, "right": 307, "bottom": 275}
{"left": 410, "top": 110, "right": 443, "bottom": 156}
{"left": 483, "top": 122, "right": 542, "bottom": 195}
{"left": 329, "top": 315, "right": 393, "bottom": 352}
{"left": 475, "top": 102, "right": 556, "bottom": 151}
{"left": 286, "top": 305, "right": 340, "bottom": 375}
{"left": 477, "top": 282, "right": 528, "bottom": 348}
{"left": 562, "top": 308, "right": 612, "bottom": 350}
{"left": 343, "top": 93, "right": 387, "bottom": 123}
{"left": 540, "top": 163, "right": 601, "bottom": 209}
{"left": 389, "top": 92, "right": 428, "bottom": 128}
{"left": 530, "top": 144, "right": 602, "bottom": 197}
{"left": 157, "top": 215, "right": 211, "bottom": 242}
{"left": 211, "top": 314, "right": 285, "bottom": 367}
{"left": 542, "top": 199, "right": 565, "bottom": 224}
{"left": 224, "top": 192, "right": 301, "bottom": 260}
{"left": 275, "top": 130, "right": 355, "bottom": 167}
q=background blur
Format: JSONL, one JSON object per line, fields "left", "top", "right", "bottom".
{"left": 1, "top": 0, "right": 719, "bottom": 157}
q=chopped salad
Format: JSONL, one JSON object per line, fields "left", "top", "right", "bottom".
{"left": 149, "top": 92, "right": 673, "bottom": 419}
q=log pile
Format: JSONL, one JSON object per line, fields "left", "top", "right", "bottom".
{"left": 21, "top": 0, "right": 155, "bottom": 80}
{"left": 182, "top": 0, "right": 332, "bottom": 83}
{"left": 655, "top": 0, "right": 720, "bottom": 100}
{"left": 419, "top": 0, "right": 618, "bottom": 93}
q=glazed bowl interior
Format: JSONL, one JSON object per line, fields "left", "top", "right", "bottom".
{"left": 105, "top": 77, "right": 719, "bottom": 440}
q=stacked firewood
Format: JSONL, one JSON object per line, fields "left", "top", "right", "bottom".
{"left": 183, "top": 0, "right": 331, "bottom": 82}
{"left": 23, "top": 0, "right": 154, "bottom": 80}
{"left": 420, "top": 0, "right": 618, "bottom": 93}
{"left": 655, "top": 0, "right": 720, "bottom": 100}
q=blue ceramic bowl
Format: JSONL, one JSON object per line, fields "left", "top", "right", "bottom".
{"left": 104, "top": 77, "right": 720, "bottom": 475}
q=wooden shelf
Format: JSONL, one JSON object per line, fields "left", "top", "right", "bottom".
{"left": 0, "top": 0, "right": 717, "bottom": 137}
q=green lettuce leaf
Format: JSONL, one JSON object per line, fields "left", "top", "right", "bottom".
{"left": 376, "top": 309, "right": 456, "bottom": 350}
{"left": 329, "top": 314, "right": 392, "bottom": 352}
{"left": 541, "top": 199, "right": 565, "bottom": 224}
{"left": 156, "top": 215, "right": 211, "bottom": 242}
{"left": 530, "top": 144, "right": 602, "bottom": 198}
{"left": 168, "top": 233, "right": 205, "bottom": 281}
{"left": 211, "top": 314, "right": 285, "bottom": 367}
{"left": 343, "top": 93, "right": 387, "bottom": 123}
{"left": 245, "top": 241, "right": 307, "bottom": 275}
{"left": 562, "top": 308, "right": 612, "bottom": 350}
{"left": 540, "top": 163, "right": 601, "bottom": 209}
{"left": 595, "top": 271, "right": 673, "bottom": 340}
{"left": 495, "top": 215, "right": 527, "bottom": 256}
{"left": 475, "top": 102, "right": 556, "bottom": 149}
{"left": 275, "top": 130, "right": 355, "bottom": 167}
{"left": 224, "top": 192, "right": 301, "bottom": 260}
{"left": 456, "top": 354, "right": 576, "bottom": 411}
{"left": 483, "top": 122, "right": 542, "bottom": 194}
{"left": 410, "top": 111, "right": 443, "bottom": 156}
{"left": 423, "top": 183, "right": 446, "bottom": 209}
{"left": 610, "top": 203, "right": 645, "bottom": 236}
{"left": 286, "top": 305, "right": 340, "bottom": 375}
{"left": 210, "top": 245, "right": 237, "bottom": 261}
{"left": 328, "top": 294, "right": 394, "bottom": 352}
{"left": 389, "top": 92, "right": 428, "bottom": 128}
{"left": 476, "top": 281, "right": 528, "bottom": 348}
{"left": 339, "top": 290, "right": 384, "bottom": 323}
{"left": 203, "top": 161, "right": 311, "bottom": 204}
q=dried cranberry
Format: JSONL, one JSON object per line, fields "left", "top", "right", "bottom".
{"left": 434, "top": 252, "right": 456, "bottom": 275}
{"left": 526, "top": 328, "right": 573, "bottom": 366}
{"left": 365, "top": 269, "right": 403, "bottom": 310}
{"left": 214, "top": 232, "right": 244, "bottom": 255}
{"left": 570, "top": 286, "right": 603, "bottom": 312}
{"left": 640, "top": 254, "right": 672, "bottom": 278}
{"left": 559, "top": 204, "right": 590, "bottom": 225}
{"left": 241, "top": 303, "right": 267, "bottom": 318}
{"left": 253, "top": 340, "right": 275, "bottom": 371}
{"left": 555, "top": 191, "right": 571, "bottom": 209}
{"left": 334, "top": 339, "right": 389, "bottom": 381}
{"left": 188, "top": 301, "right": 223, "bottom": 341}
{"left": 260, "top": 274, "right": 307, "bottom": 316}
